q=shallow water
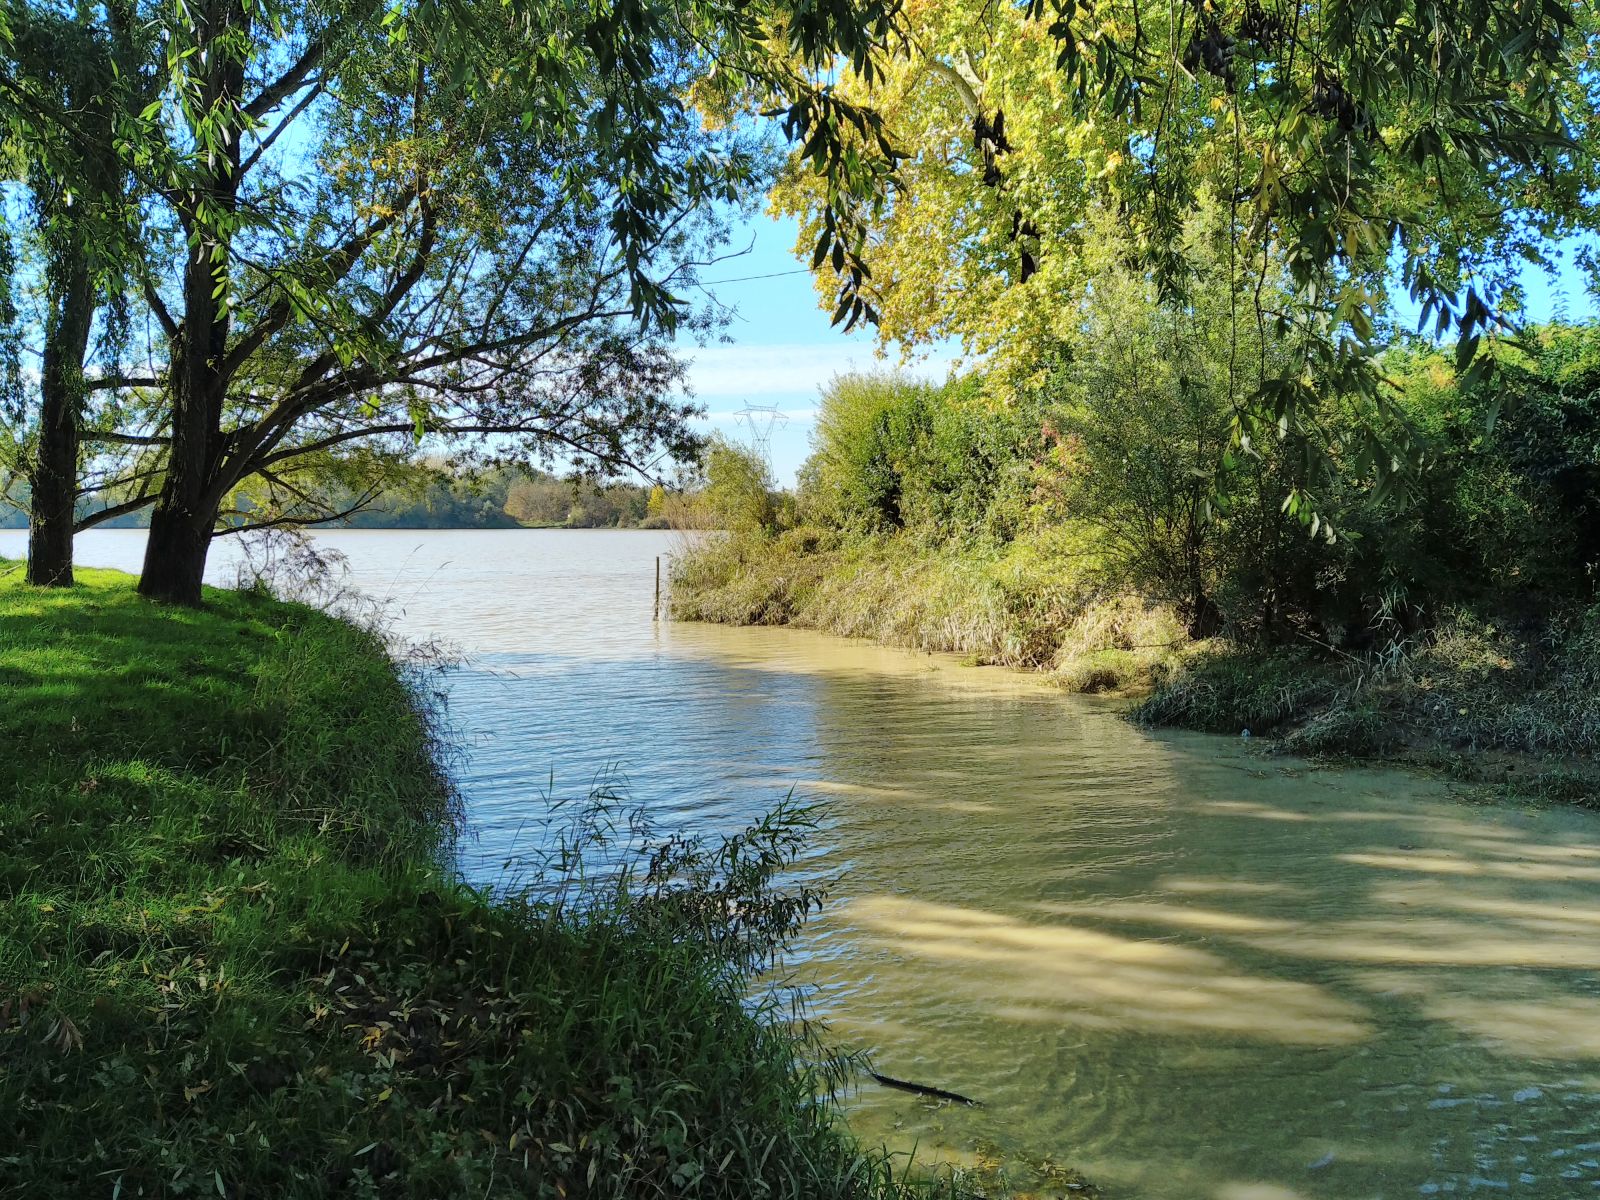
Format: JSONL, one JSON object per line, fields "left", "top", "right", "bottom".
{"left": 13, "top": 528, "right": 1600, "bottom": 1199}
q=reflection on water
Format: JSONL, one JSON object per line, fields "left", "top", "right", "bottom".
{"left": 14, "top": 528, "right": 1600, "bottom": 1199}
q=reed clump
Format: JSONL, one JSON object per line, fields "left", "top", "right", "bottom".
{"left": 1133, "top": 609, "right": 1600, "bottom": 800}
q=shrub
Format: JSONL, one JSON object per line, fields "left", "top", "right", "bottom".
{"left": 703, "top": 435, "right": 780, "bottom": 534}
{"left": 1134, "top": 647, "right": 1347, "bottom": 733}
{"left": 806, "top": 372, "right": 1040, "bottom": 541}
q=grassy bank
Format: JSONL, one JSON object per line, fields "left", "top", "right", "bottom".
{"left": 1133, "top": 613, "right": 1600, "bottom": 804}
{"left": 669, "top": 528, "right": 1190, "bottom": 695}
{"left": 672, "top": 532, "right": 1600, "bottom": 803}
{"left": 0, "top": 560, "right": 968, "bottom": 1198}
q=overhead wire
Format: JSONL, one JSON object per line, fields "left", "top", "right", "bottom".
{"left": 692, "top": 267, "right": 811, "bottom": 286}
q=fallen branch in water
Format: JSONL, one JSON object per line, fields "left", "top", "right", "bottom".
{"left": 868, "top": 1071, "right": 981, "bottom": 1107}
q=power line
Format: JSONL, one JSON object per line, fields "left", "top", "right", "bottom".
{"left": 734, "top": 403, "right": 790, "bottom": 460}
{"left": 694, "top": 267, "right": 812, "bottom": 286}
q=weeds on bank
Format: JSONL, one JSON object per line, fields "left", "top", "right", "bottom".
{"left": 1133, "top": 609, "right": 1600, "bottom": 802}
{"left": 669, "top": 529, "right": 1186, "bottom": 694}
{"left": 672, "top": 530, "right": 1600, "bottom": 806}
{"left": 0, "top": 560, "right": 981, "bottom": 1198}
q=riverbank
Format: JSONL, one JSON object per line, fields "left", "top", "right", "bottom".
{"left": 668, "top": 527, "right": 1192, "bottom": 692}
{"left": 671, "top": 531, "right": 1600, "bottom": 805}
{"left": 0, "top": 560, "right": 965, "bottom": 1198}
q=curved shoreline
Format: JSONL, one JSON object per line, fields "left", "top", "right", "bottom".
{"left": 0, "top": 560, "right": 975, "bottom": 1198}
{"left": 670, "top": 531, "right": 1600, "bottom": 808}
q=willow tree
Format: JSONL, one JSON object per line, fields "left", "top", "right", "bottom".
{"left": 755, "top": 0, "right": 1600, "bottom": 506}
{"left": 7, "top": 0, "right": 902, "bottom": 605}
{"left": 70, "top": 0, "right": 717, "bottom": 602}
{"left": 0, "top": 1, "right": 149, "bottom": 586}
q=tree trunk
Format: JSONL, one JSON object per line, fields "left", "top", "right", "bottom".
{"left": 137, "top": 504, "right": 213, "bottom": 606}
{"left": 137, "top": 237, "right": 228, "bottom": 606}
{"left": 1187, "top": 588, "right": 1223, "bottom": 640}
{"left": 136, "top": 0, "right": 245, "bottom": 607}
{"left": 26, "top": 249, "right": 94, "bottom": 588}
{"left": 137, "top": 253, "right": 224, "bottom": 606}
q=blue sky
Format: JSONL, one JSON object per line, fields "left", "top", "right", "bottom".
{"left": 1388, "top": 238, "right": 1598, "bottom": 336}
{"left": 677, "top": 211, "right": 961, "bottom": 486}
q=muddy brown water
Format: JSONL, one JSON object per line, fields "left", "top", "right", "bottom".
{"left": 15, "top": 528, "right": 1600, "bottom": 1199}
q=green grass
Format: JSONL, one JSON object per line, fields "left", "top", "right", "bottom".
{"left": 0, "top": 559, "right": 979, "bottom": 1198}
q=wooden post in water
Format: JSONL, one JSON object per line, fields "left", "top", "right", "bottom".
{"left": 654, "top": 555, "right": 661, "bottom": 621}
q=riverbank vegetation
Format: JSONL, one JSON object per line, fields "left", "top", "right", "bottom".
{"left": 672, "top": 299, "right": 1600, "bottom": 798}
{"left": 0, "top": 559, "right": 982, "bottom": 1197}
{"left": 677, "top": 0, "right": 1600, "bottom": 800}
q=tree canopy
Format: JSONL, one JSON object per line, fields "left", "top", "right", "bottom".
{"left": 758, "top": 0, "right": 1600, "bottom": 461}
{"left": 3, "top": 0, "right": 1598, "bottom": 598}
{"left": 0, "top": 0, "right": 906, "bottom": 601}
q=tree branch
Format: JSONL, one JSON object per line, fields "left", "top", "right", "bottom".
{"left": 922, "top": 56, "right": 983, "bottom": 118}
{"left": 142, "top": 273, "right": 179, "bottom": 342}
{"left": 257, "top": 418, "right": 655, "bottom": 476}
{"left": 223, "top": 189, "right": 418, "bottom": 378}
{"left": 238, "top": 78, "right": 324, "bottom": 177}
{"left": 213, "top": 485, "right": 383, "bottom": 537}
{"left": 86, "top": 377, "right": 163, "bottom": 393}
{"left": 81, "top": 430, "right": 170, "bottom": 445}
{"left": 74, "top": 492, "right": 157, "bottom": 531}
{"left": 243, "top": 36, "right": 326, "bottom": 121}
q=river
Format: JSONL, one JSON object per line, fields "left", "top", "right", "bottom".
{"left": 9, "top": 527, "right": 1600, "bottom": 1199}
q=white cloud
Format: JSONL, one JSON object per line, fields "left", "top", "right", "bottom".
{"left": 683, "top": 341, "right": 964, "bottom": 400}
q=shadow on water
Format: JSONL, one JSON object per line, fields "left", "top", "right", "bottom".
{"left": 468, "top": 619, "right": 1600, "bottom": 1198}
{"left": 787, "top": 695, "right": 1600, "bottom": 1200}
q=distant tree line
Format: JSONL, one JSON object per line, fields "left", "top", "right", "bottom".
{"left": 2, "top": 464, "right": 678, "bottom": 531}
{"left": 337, "top": 465, "right": 675, "bottom": 530}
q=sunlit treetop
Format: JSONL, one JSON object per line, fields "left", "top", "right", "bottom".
{"left": 747, "top": 0, "right": 1600, "bottom": 448}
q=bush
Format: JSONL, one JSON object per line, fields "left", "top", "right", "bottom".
{"left": 1210, "top": 324, "right": 1600, "bottom": 644}
{"left": 805, "top": 372, "right": 1039, "bottom": 541}
{"left": 1050, "top": 598, "right": 1190, "bottom": 694}
{"left": 1133, "top": 646, "right": 1347, "bottom": 734}
{"left": 703, "top": 435, "right": 780, "bottom": 534}
{"left": 1133, "top": 604, "right": 1600, "bottom": 784}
